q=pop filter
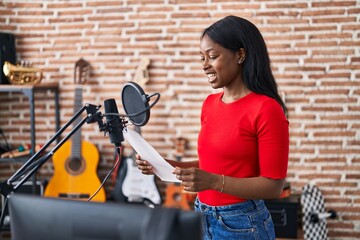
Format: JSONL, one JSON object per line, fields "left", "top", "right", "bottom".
{"left": 121, "top": 81, "right": 150, "bottom": 126}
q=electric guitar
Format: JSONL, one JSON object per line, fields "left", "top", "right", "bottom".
{"left": 44, "top": 58, "right": 106, "bottom": 202}
{"left": 120, "top": 125, "right": 161, "bottom": 205}
{"left": 163, "top": 137, "right": 192, "bottom": 210}
{"left": 112, "top": 58, "right": 161, "bottom": 205}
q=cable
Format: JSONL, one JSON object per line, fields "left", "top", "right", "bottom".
{"left": 87, "top": 146, "right": 123, "bottom": 202}
{"left": 102, "top": 92, "right": 160, "bottom": 119}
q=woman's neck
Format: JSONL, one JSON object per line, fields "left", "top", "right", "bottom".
{"left": 222, "top": 86, "right": 251, "bottom": 103}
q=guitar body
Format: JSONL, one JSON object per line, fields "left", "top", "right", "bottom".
{"left": 163, "top": 184, "right": 191, "bottom": 210}
{"left": 121, "top": 157, "right": 161, "bottom": 204}
{"left": 45, "top": 58, "right": 105, "bottom": 202}
{"left": 44, "top": 141, "right": 106, "bottom": 202}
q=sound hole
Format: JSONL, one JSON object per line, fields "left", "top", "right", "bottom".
{"left": 65, "top": 157, "right": 85, "bottom": 175}
{"left": 173, "top": 192, "right": 181, "bottom": 202}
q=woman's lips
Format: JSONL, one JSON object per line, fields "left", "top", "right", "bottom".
{"left": 207, "top": 73, "right": 217, "bottom": 83}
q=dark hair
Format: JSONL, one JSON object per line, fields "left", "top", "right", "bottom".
{"left": 201, "top": 15, "right": 287, "bottom": 114}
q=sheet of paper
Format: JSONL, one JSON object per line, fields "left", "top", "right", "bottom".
{"left": 123, "top": 128, "right": 180, "bottom": 183}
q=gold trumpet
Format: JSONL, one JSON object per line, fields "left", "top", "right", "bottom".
{"left": 3, "top": 61, "right": 43, "bottom": 85}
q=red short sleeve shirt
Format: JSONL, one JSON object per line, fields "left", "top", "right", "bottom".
{"left": 197, "top": 92, "right": 289, "bottom": 206}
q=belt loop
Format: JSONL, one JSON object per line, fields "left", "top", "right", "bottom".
{"left": 213, "top": 206, "right": 219, "bottom": 219}
{"left": 201, "top": 205, "right": 207, "bottom": 211}
{"left": 253, "top": 199, "right": 263, "bottom": 210}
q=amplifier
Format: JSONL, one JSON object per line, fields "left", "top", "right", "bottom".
{"left": 264, "top": 195, "right": 301, "bottom": 239}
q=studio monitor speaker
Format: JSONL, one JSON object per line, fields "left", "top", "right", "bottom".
{"left": 0, "top": 32, "right": 16, "bottom": 84}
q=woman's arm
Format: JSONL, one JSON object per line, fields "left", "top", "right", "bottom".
{"left": 137, "top": 156, "right": 285, "bottom": 200}
{"left": 173, "top": 167, "right": 286, "bottom": 200}
{"left": 220, "top": 176, "right": 285, "bottom": 200}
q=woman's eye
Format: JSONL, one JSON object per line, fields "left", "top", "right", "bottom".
{"left": 200, "top": 55, "right": 217, "bottom": 62}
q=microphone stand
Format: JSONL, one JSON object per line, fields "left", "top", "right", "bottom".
{"left": 0, "top": 103, "right": 109, "bottom": 233}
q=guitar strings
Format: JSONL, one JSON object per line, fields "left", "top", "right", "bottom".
{"left": 87, "top": 146, "right": 122, "bottom": 201}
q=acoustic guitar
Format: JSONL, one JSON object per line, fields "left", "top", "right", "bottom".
{"left": 112, "top": 58, "right": 161, "bottom": 205}
{"left": 44, "top": 58, "right": 106, "bottom": 202}
{"left": 163, "top": 137, "right": 193, "bottom": 210}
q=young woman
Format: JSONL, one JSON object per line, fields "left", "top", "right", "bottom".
{"left": 136, "top": 15, "right": 289, "bottom": 240}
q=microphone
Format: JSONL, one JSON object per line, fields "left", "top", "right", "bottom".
{"left": 104, "top": 98, "right": 124, "bottom": 147}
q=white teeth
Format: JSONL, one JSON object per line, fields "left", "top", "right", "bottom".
{"left": 207, "top": 73, "right": 216, "bottom": 82}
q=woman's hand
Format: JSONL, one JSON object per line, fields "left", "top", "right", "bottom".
{"left": 173, "top": 167, "right": 221, "bottom": 193}
{"left": 135, "top": 154, "right": 154, "bottom": 175}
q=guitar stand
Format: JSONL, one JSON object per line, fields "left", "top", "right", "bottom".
{"left": 0, "top": 103, "right": 110, "bottom": 234}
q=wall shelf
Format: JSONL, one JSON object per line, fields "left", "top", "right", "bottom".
{"left": 0, "top": 82, "right": 60, "bottom": 161}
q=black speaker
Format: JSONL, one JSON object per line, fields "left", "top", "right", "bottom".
{"left": 0, "top": 32, "right": 16, "bottom": 84}
{"left": 264, "top": 195, "right": 301, "bottom": 238}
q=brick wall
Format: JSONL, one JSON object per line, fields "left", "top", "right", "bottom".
{"left": 0, "top": 0, "right": 359, "bottom": 239}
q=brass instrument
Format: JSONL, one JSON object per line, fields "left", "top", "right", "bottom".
{"left": 3, "top": 61, "right": 43, "bottom": 85}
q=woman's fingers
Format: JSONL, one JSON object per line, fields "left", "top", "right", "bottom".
{"left": 135, "top": 159, "right": 154, "bottom": 175}
{"left": 173, "top": 167, "right": 195, "bottom": 180}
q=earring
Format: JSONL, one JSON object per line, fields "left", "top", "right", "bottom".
{"left": 238, "top": 59, "right": 243, "bottom": 64}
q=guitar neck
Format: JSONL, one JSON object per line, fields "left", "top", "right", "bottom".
{"left": 72, "top": 86, "right": 83, "bottom": 159}
{"left": 174, "top": 137, "right": 186, "bottom": 162}
{"left": 127, "top": 57, "right": 149, "bottom": 164}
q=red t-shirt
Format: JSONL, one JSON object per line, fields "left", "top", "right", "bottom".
{"left": 197, "top": 92, "right": 289, "bottom": 206}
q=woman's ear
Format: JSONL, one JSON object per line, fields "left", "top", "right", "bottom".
{"left": 237, "top": 48, "right": 246, "bottom": 64}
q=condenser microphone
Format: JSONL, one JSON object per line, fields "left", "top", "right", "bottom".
{"left": 104, "top": 98, "right": 124, "bottom": 147}
{"left": 121, "top": 81, "right": 151, "bottom": 126}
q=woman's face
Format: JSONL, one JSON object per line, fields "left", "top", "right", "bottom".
{"left": 199, "top": 35, "right": 242, "bottom": 89}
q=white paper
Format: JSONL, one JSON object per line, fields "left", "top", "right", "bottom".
{"left": 123, "top": 128, "right": 180, "bottom": 183}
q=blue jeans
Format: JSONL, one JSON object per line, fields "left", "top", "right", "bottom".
{"left": 194, "top": 198, "right": 275, "bottom": 240}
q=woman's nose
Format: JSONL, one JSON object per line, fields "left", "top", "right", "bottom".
{"left": 202, "top": 58, "right": 209, "bottom": 70}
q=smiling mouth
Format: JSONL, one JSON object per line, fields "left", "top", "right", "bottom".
{"left": 207, "top": 73, "right": 217, "bottom": 83}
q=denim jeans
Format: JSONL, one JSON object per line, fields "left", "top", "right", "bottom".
{"left": 194, "top": 198, "right": 275, "bottom": 240}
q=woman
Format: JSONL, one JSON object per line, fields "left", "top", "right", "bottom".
{"left": 136, "top": 15, "right": 289, "bottom": 240}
